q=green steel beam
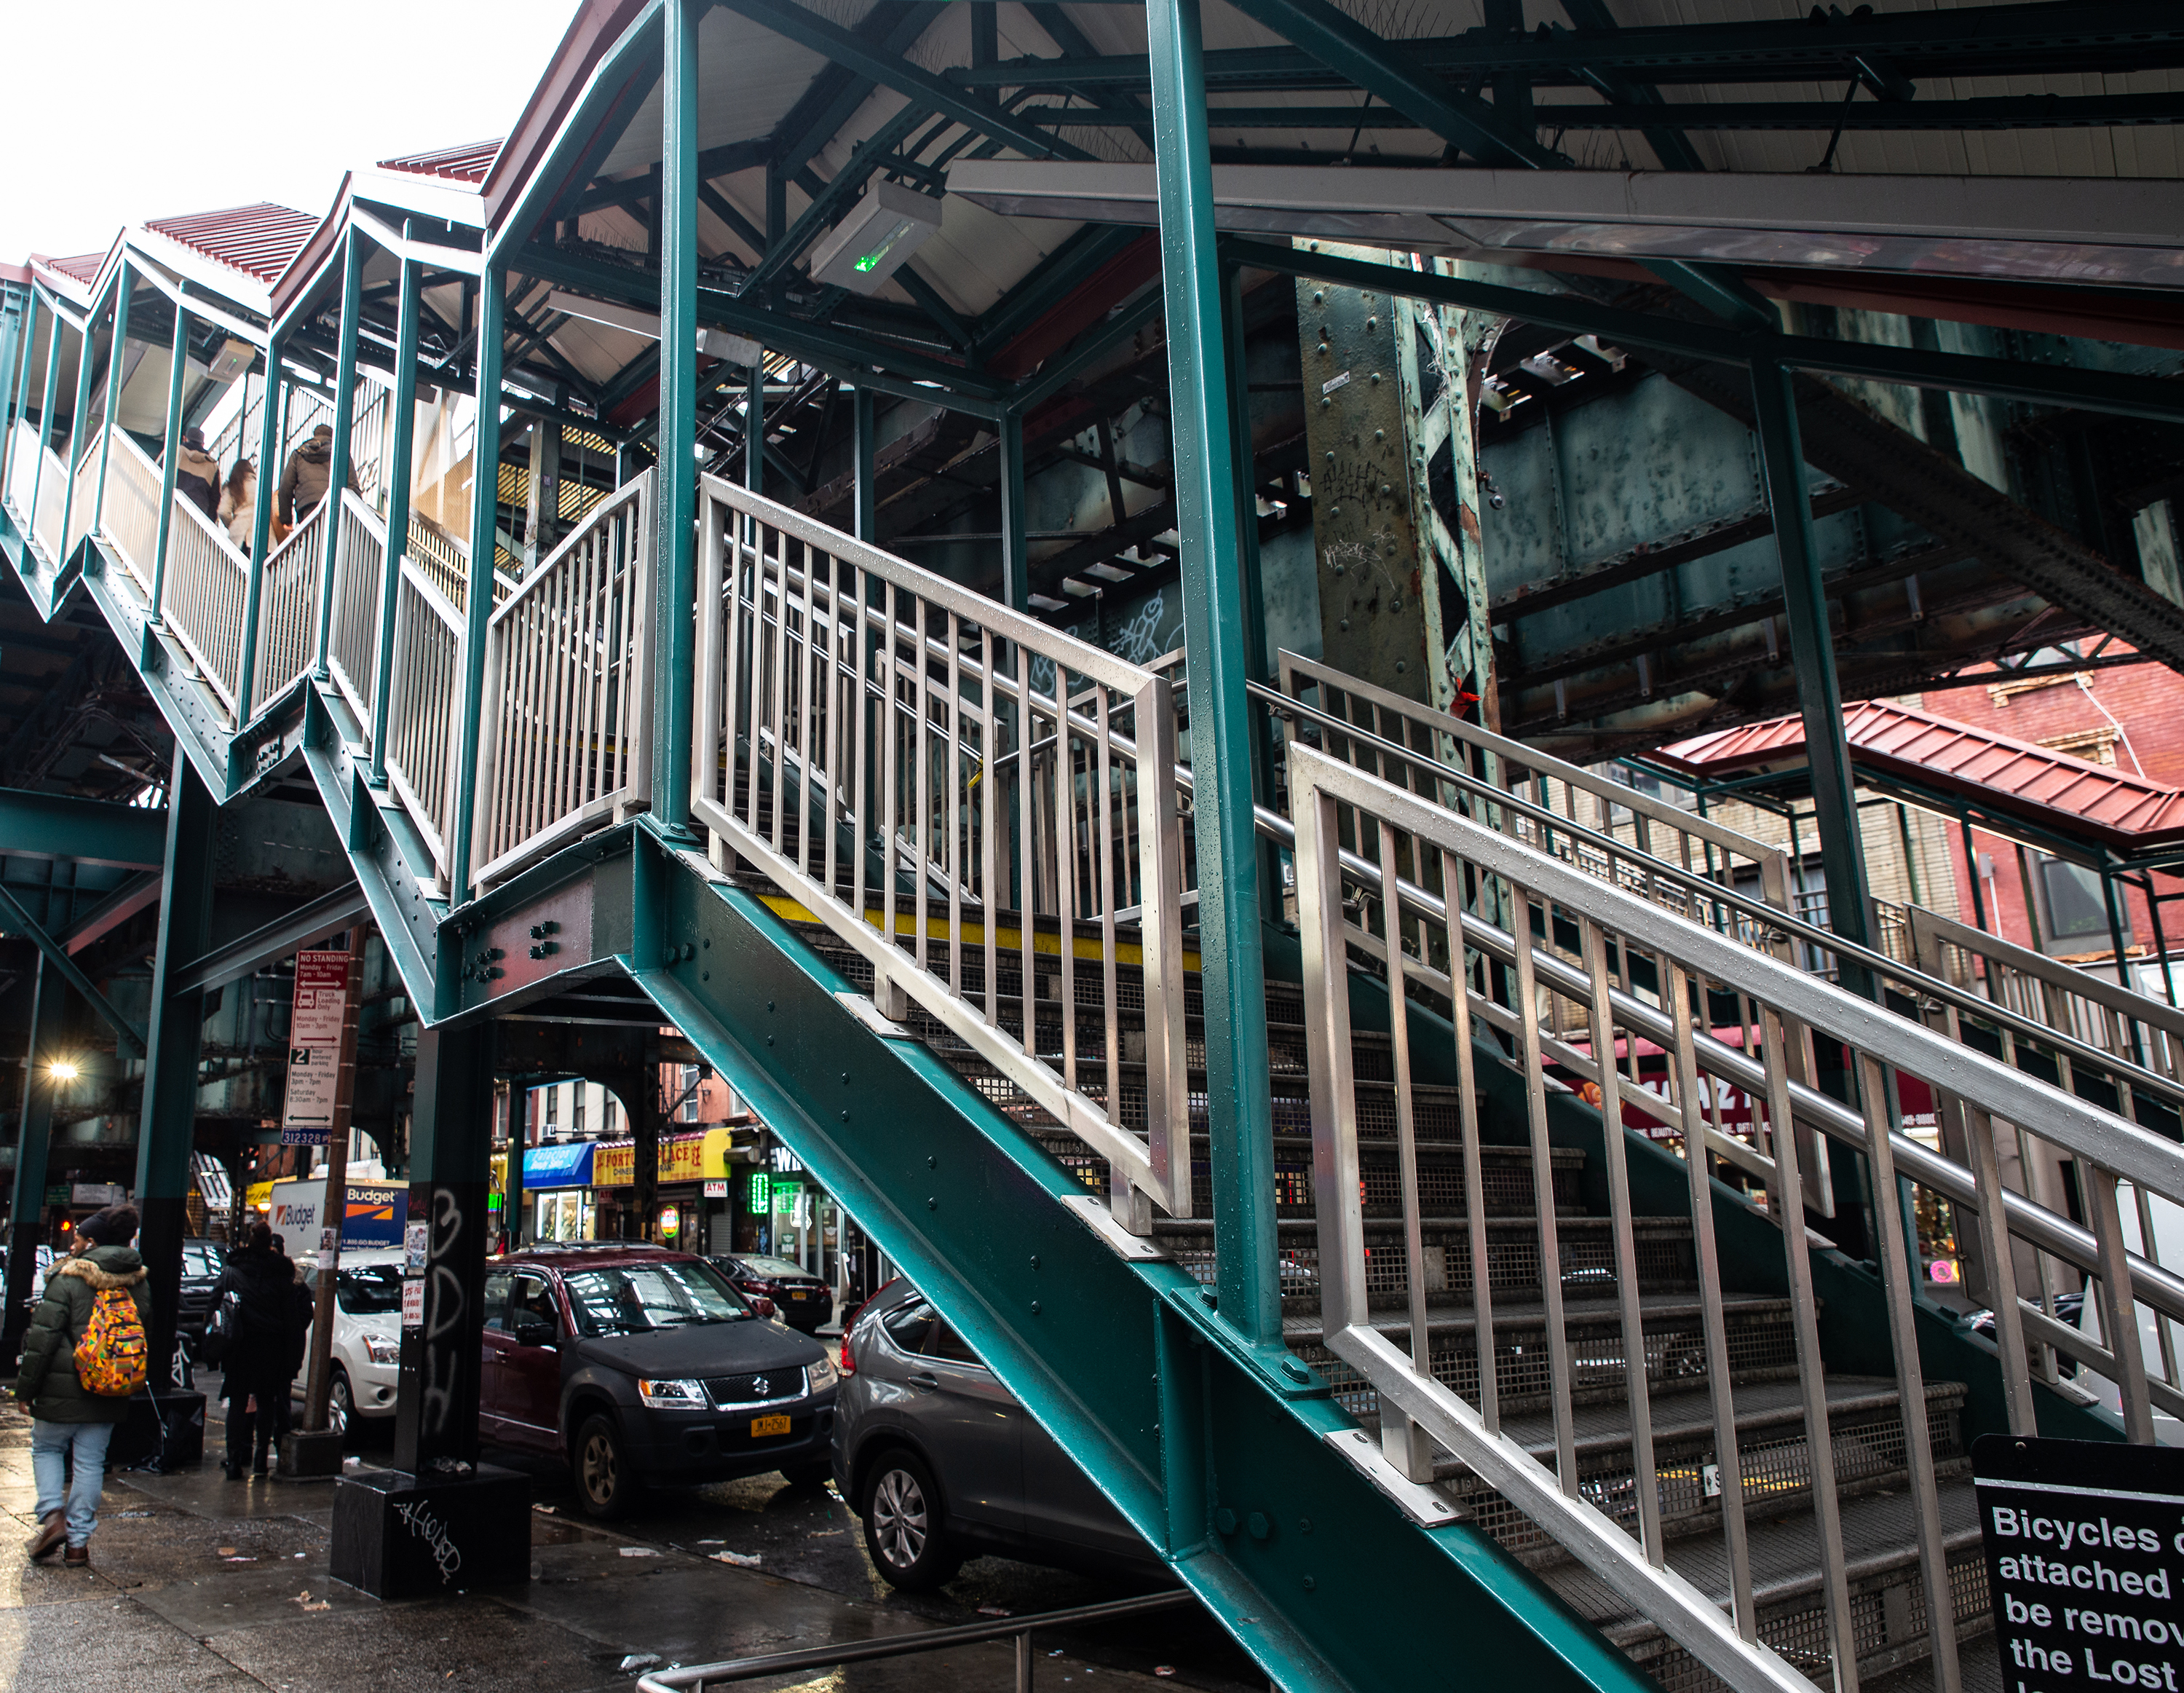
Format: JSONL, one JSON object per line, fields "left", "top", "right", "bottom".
{"left": 653, "top": 0, "right": 704, "bottom": 844}
{"left": 1749, "top": 355, "right": 1873, "bottom": 959}
{"left": 717, "top": 0, "right": 1092, "bottom": 162}
{"left": 1008, "top": 283, "right": 1164, "bottom": 413}
{"left": 243, "top": 339, "right": 283, "bottom": 677}
{"left": 951, "top": 4, "right": 2184, "bottom": 89}
{"left": 1224, "top": 237, "right": 2184, "bottom": 424}
{"left": 491, "top": 0, "right": 666, "bottom": 259}
{"left": 0, "top": 882, "right": 146, "bottom": 1058}
{"left": 0, "top": 785, "right": 168, "bottom": 867}
{"left": 368, "top": 246, "right": 424, "bottom": 780}
{"left": 1147, "top": 0, "right": 1283, "bottom": 1354}
{"left": 25, "top": 301, "right": 62, "bottom": 566}
{"left": 1222, "top": 0, "right": 1563, "bottom": 167}
{"left": 6, "top": 288, "right": 38, "bottom": 501}
{"left": 743, "top": 358, "right": 764, "bottom": 495}
{"left": 740, "top": 102, "right": 931, "bottom": 296}
{"left": 970, "top": 224, "right": 1140, "bottom": 360}
{"left": 148, "top": 294, "right": 188, "bottom": 633}
{"left": 514, "top": 243, "right": 1011, "bottom": 410}
{"left": 449, "top": 264, "right": 507, "bottom": 911}
{"left": 132, "top": 745, "right": 217, "bottom": 1386}
{"left": 55, "top": 303, "right": 99, "bottom": 565}
{"left": 317, "top": 228, "right": 365, "bottom": 679}
{"left": 92, "top": 263, "right": 130, "bottom": 534}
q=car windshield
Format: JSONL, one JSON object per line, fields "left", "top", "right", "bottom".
{"left": 561, "top": 1261, "right": 750, "bottom": 1335}
{"left": 735, "top": 1255, "right": 810, "bottom": 1279}
{"left": 337, "top": 1265, "right": 404, "bottom": 1316}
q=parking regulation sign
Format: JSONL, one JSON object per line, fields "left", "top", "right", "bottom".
{"left": 1974, "top": 1434, "right": 2184, "bottom": 1693}
{"left": 281, "top": 950, "right": 355, "bottom": 1145}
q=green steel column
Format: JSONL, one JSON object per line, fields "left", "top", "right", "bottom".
{"left": 0, "top": 288, "right": 21, "bottom": 447}
{"left": 1222, "top": 267, "right": 1282, "bottom": 923}
{"left": 236, "top": 336, "right": 285, "bottom": 719}
{"left": 56, "top": 307, "right": 98, "bottom": 565}
{"left": 0, "top": 960, "right": 68, "bottom": 1366}
{"left": 852, "top": 385, "right": 876, "bottom": 544}
{"left": 390, "top": 1022, "right": 498, "bottom": 1474}
{"left": 1147, "top": 0, "right": 1283, "bottom": 1351}
{"left": 998, "top": 409, "right": 1027, "bottom": 609}
{"left": 134, "top": 744, "right": 217, "bottom": 1389}
{"left": 27, "top": 301, "right": 63, "bottom": 559}
{"left": 93, "top": 264, "right": 131, "bottom": 532}
{"left": 6, "top": 290, "right": 39, "bottom": 510}
{"left": 652, "top": 0, "right": 703, "bottom": 840}
{"left": 449, "top": 264, "right": 505, "bottom": 909}
{"left": 1749, "top": 354, "right": 1874, "bottom": 958}
{"left": 368, "top": 248, "right": 424, "bottom": 778}
{"left": 243, "top": 343, "right": 283, "bottom": 674}
{"left": 148, "top": 301, "right": 189, "bottom": 628}
{"left": 315, "top": 228, "right": 364, "bottom": 678}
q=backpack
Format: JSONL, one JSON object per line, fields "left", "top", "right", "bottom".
{"left": 74, "top": 1285, "right": 149, "bottom": 1396}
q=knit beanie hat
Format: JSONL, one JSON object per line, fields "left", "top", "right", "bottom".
{"left": 79, "top": 1205, "right": 140, "bottom": 1247}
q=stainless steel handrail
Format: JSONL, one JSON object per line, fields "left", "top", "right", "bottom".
{"left": 635, "top": 1590, "right": 1192, "bottom": 1692}
{"left": 1254, "top": 679, "right": 2184, "bottom": 1120}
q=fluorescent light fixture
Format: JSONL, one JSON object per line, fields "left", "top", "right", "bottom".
{"left": 807, "top": 181, "right": 945, "bottom": 295}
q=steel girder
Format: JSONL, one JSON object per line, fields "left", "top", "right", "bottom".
{"left": 0, "top": 785, "right": 167, "bottom": 867}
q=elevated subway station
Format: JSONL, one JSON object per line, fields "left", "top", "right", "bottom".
{"left": 4, "top": 1, "right": 2184, "bottom": 1688}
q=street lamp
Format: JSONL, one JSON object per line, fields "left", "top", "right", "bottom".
{"left": 48, "top": 1059, "right": 78, "bottom": 1083}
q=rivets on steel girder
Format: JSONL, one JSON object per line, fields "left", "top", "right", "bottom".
{"left": 1029, "top": 1255, "right": 1040, "bottom": 1270}
{"left": 1198, "top": 1287, "right": 1216, "bottom": 1308}
{"left": 1380, "top": 484, "right": 1392, "bottom": 497}
{"left": 1216, "top": 1507, "right": 1238, "bottom": 1535}
{"left": 1315, "top": 342, "right": 1328, "bottom": 356}
{"left": 1281, "top": 1357, "right": 1312, "bottom": 1384}
{"left": 767, "top": 1035, "right": 775, "bottom": 1046}
{"left": 927, "top": 1155, "right": 937, "bottom": 1169}
{"left": 1030, "top": 1301, "right": 1042, "bottom": 1316}
{"left": 767, "top": 1000, "right": 775, "bottom": 1011}
{"left": 1373, "top": 429, "right": 1384, "bottom": 443}
{"left": 1329, "top": 505, "right": 1340, "bottom": 519}
{"left": 927, "top": 1196, "right": 937, "bottom": 1211}
{"left": 1369, "top": 372, "right": 1382, "bottom": 384}
{"left": 1324, "top": 449, "right": 1334, "bottom": 463}
{"left": 1366, "top": 317, "right": 1377, "bottom": 331}
{"left": 1390, "top": 597, "right": 1403, "bottom": 613}
{"left": 842, "top": 1071, "right": 850, "bottom": 1084}
{"left": 841, "top": 1109, "right": 850, "bottom": 1121}
{"left": 1299, "top": 1518, "right": 1314, "bottom": 1534}
{"left": 1248, "top": 1512, "right": 1270, "bottom": 1540}
{"left": 1395, "top": 660, "right": 1407, "bottom": 674}
{"left": 1311, "top": 290, "right": 1324, "bottom": 303}
{"left": 1302, "top": 1576, "right": 1316, "bottom": 1591}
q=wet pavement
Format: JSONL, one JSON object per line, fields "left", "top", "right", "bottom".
{"left": 0, "top": 1381, "right": 1268, "bottom": 1693}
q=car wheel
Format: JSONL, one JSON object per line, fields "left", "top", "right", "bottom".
{"left": 778, "top": 1461, "right": 833, "bottom": 1490}
{"left": 573, "top": 1413, "right": 638, "bottom": 1519}
{"left": 328, "top": 1367, "right": 353, "bottom": 1441}
{"left": 861, "top": 1451, "right": 959, "bottom": 1591}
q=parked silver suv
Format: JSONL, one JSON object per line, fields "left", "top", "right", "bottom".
{"left": 831, "top": 1279, "right": 1160, "bottom": 1590}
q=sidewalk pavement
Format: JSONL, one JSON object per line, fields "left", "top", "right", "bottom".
{"left": 0, "top": 1397, "right": 1177, "bottom": 1692}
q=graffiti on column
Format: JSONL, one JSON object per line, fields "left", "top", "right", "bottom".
{"left": 418, "top": 1187, "right": 467, "bottom": 1447}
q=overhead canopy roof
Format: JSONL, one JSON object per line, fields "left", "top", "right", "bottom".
{"left": 1654, "top": 696, "right": 2184, "bottom": 855}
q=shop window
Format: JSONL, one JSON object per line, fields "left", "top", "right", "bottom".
{"left": 2036, "top": 856, "right": 2123, "bottom": 953}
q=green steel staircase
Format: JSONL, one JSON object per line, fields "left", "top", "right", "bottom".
{"left": 8, "top": 423, "right": 2184, "bottom": 1693}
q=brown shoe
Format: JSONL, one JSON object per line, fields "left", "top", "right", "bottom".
{"left": 24, "top": 1510, "right": 64, "bottom": 1561}
{"left": 63, "top": 1544, "right": 87, "bottom": 1568}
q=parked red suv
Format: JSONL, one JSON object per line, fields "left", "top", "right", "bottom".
{"left": 481, "top": 1244, "right": 838, "bottom": 1518}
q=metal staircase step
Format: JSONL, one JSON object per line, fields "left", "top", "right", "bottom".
{"left": 1364, "top": 1375, "right": 1970, "bottom": 1568}
{"left": 1285, "top": 1292, "right": 1797, "bottom": 1416}
{"left": 1550, "top": 1478, "right": 1990, "bottom": 1693}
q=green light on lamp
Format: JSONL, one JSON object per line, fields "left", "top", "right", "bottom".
{"left": 854, "top": 253, "right": 881, "bottom": 273}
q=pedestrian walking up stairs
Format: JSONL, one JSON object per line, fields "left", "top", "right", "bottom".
{"left": 9, "top": 424, "right": 2184, "bottom": 1693}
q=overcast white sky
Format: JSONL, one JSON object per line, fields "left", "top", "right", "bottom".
{"left": 0, "top": 1, "right": 579, "bottom": 265}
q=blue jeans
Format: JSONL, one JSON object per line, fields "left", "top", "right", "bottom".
{"left": 31, "top": 1420, "right": 115, "bottom": 1548}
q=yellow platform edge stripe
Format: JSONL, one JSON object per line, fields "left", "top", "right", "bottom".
{"left": 751, "top": 892, "right": 1201, "bottom": 971}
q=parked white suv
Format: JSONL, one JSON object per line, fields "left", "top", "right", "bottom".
{"left": 292, "top": 1247, "right": 405, "bottom": 1433}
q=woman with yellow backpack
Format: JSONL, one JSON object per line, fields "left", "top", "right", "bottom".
{"left": 14, "top": 1205, "right": 151, "bottom": 1568}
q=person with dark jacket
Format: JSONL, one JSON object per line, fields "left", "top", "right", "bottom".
{"left": 277, "top": 424, "right": 355, "bottom": 527}
{"left": 16, "top": 1206, "right": 149, "bottom": 1567}
{"left": 173, "top": 428, "right": 222, "bottom": 521}
{"left": 214, "top": 1223, "right": 309, "bottom": 1478}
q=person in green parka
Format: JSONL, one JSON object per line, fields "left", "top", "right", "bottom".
{"left": 15, "top": 1205, "right": 150, "bottom": 1567}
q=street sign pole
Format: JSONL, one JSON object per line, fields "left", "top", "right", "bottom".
{"left": 284, "top": 928, "right": 367, "bottom": 1466}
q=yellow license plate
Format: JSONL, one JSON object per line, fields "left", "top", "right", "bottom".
{"left": 750, "top": 1414, "right": 792, "bottom": 1438}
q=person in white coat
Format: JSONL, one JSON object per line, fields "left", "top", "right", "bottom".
{"left": 218, "top": 459, "right": 256, "bottom": 556}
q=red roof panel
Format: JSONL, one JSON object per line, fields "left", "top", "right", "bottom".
{"left": 38, "top": 252, "right": 105, "bottom": 285}
{"left": 1655, "top": 698, "right": 2184, "bottom": 850}
{"left": 378, "top": 138, "right": 502, "bottom": 183}
{"left": 143, "top": 204, "right": 318, "bottom": 285}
